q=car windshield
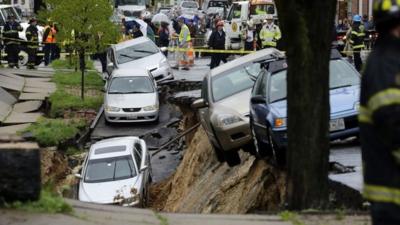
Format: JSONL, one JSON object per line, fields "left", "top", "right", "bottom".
{"left": 182, "top": 1, "right": 198, "bottom": 8}
{"left": 250, "top": 4, "right": 275, "bottom": 15}
{"left": 108, "top": 76, "right": 154, "bottom": 94}
{"left": 117, "top": 0, "right": 146, "bottom": 5}
{"left": 116, "top": 41, "right": 159, "bottom": 64}
{"left": 84, "top": 155, "right": 137, "bottom": 183}
{"left": 212, "top": 63, "right": 261, "bottom": 102}
{"left": 1, "top": 7, "right": 20, "bottom": 21}
{"left": 269, "top": 60, "right": 360, "bottom": 103}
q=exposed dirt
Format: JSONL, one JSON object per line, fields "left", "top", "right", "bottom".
{"left": 149, "top": 126, "right": 287, "bottom": 213}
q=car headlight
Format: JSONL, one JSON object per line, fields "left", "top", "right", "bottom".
{"left": 216, "top": 114, "right": 243, "bottom": 127}
{"left": 122, "top": 195, "right": 140, "bottom": 207}
{"left": 105, "top": 106, "right": 120, "bottom": 112}
{"left": 143, "top": 105, "right": 158, "bottom": 111}
{"left": 274, "top": 118, "right": 287, "bottom": 128}
{"left": 354, "top": 102, "right": 360, "bottom": 111}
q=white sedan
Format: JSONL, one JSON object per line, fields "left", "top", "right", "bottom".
{"left": 104, "top": 68, "right": 159, "bottom": 123}
{"left": 76, "top": 136, "right": 152, "bottom": 207}
{"left": 106, "top": 37, "right": 173, "bottom": 83}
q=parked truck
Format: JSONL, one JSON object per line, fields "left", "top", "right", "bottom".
{"left": 224, "top": 0, "right": 277, "bottom": 49}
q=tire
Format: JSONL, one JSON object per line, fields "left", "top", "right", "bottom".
{"left": 211, "top": 143, "right": 225, "bottom": 163}
{"left": 223, "top": 150, "right": 241, "bottom": 167}
{"left": 18, "top": 49, "right": 28, "bottom": 67}
{"left": 267, "top": 128, "right": 286, "bottom": 166}
{"left": 250, "top": 123, "right": 272, "bottom": 158}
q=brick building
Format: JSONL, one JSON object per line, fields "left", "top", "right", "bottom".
{"left": 337, "top": 0, "right": 374, "bottom": 21}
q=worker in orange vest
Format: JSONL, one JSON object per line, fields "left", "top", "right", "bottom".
{"left": 43, "top": 19, "right": 58, "bottom": 66}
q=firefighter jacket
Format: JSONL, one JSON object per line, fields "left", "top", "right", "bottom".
{"left": 359, "top": 35, "right": 400, "bottom": 205}
{"left": 26, "top": 25, "right": 39, "bottom": 49}
{"left": 3, "top": 21, "right": 22, "bottom": 45}
{"left": 350, "top": 25, "right": 365, "bottom": 50}
{"left": 259, "top": 24, "right": 281, "bottom": 48}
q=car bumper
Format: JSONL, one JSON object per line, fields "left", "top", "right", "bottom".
{"left": 214, "top": 120, "right": 252, "bottom": 151}
{"left": 151, "top": 66, "right": 174, "bottom": 83}
{"left": 105, "top": 110, "right": 158, "bottom": 123}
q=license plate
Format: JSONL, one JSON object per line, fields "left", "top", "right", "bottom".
{"left": 330, "top": 118, "right": 345, "bottom": 132}
{"left": 127, "top": 115, "right": 137, "bottom": 120}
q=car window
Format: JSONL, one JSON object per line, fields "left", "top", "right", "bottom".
{"left": 268, "top": 60, "right": 360, "bottom": 103}
{"left": 134, "top": 149, "right": 141, "bottom": 169}
{"left": 209, "top": 1, "right": 226, "bottom": 7}
{"left": 250, "top": 4, "right": 275, "bottom": 16}
{"left": 1, "top": 7, "right": 19, "bottom": 21}
{"left": 118, "top": 0, "right": 146, "bottom": 5}
{"left": 227, "top": 4, "right": 241, "bottom": 20}
{"left": 254, "top": 72, "right": 267, "bottom": 97}
{"left": 108, "top": 76, "right": 154, "bottom": 94}
{"left": 182, "top": 1, "right": 198, "bottom": 8}
{"left": 116, "top": 41, "right": 159, "bottom": 64}
{"left": 84, "top": 155, "right": 137, "bottom": 183}
{"left": 212, "top": 68, "right": 254, "bottom": 102}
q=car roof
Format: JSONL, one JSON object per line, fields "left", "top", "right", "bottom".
{"left": 89, "top": 137, "right": 140, "bottom": 160}
{"left": 210, "top": 48, "right": 284, "bottom": 77}
{"left": 112, "top": 68, "right": 151, "bottom": 78}
{"left": 266, "top": 49, "right": 343, "bottom": 74}
{"left": 114, "top": 37, "right": 154, "bottom": 51}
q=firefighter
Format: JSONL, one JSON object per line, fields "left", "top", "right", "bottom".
{"left": 259, "top": 15, "right": 281, "bottom": 49}
{"left": 43, "top": 18, "right": 58, "bottom": 66}
{"left": 359, "top": 0, "right": 400, "bottom": 224}
{"left": 3, "top": 15, "right": 22, "bottom": 68}
{"left": 25, "top": 18, "right": 39, "bottom": 70}
{"left": 172, "top": 17, "right": 191, "bottom": 71}
{"left": 349, "top": 15, "right": 365, "bottom": 72}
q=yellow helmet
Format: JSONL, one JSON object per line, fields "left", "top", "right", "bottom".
{"left": 373, "top": 0, "right": 400, "bottom": 32}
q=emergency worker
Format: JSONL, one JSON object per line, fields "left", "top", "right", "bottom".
{"left": 3, "top": 15, "right": 22, "bottom": 68}
{"left": 172, "top": 17, "right": 191, "bottom": 70}
{"left": 25, "top": 18, "right": 39, "bottom": 69}
{"left": 259, "top": 15, "right": 281, "bottom": 48}
{"left": 208, "top": 21, "right": 226, "bottom": 69}
{"left": 43, "top": 19, "right": 58, "bottom": 66}
{"left": 359, "top": 0, "right": 400, "bottom": 224}
{"left": 350, "top": 14, "right": 365, "bottom": 71}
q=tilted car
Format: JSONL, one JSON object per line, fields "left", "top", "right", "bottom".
{"left": 104, "top": 68, "right": 159, "bottom": 123}
{"left": 249, "top": 50, "right": 360, "bottom": 164}
{"left": 192, "top": 48, "right": 284, "bottom": 166}
{"left": 106, "top": 37, "right": 173, "bottom": 83}
{"left": 76, "top": 136, "right": 152, "bottom": 207}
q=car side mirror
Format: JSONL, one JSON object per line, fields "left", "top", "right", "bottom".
{"left": 75, "top": 173, "right": 83, "bottom": 179}
{"left": 107, "top": 62, "right": 114, "bottom": 70}
{"left": 251, "top": 95, "right": 266, "bottom": 104}
{"left": 160, "top": 47, "right": 168, "bottom": 52}
{"left": 140, "top": 165, "right": 148, "bottom": 173}
{"left": 191, "top": 98, "right": 207, "bottom": 109}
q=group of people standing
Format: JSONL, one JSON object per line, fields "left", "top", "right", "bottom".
{"left": 2, "top": 15, "right": 59, "bottom": 69}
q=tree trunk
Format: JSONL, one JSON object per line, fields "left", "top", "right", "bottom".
{"left": 275, "top": 0, "right": 337, "bottom": 209}
{"left": 0, "top": 143, "right": 41, "bottom": 202}
{"left": 79, "top": 50, "right": 85, "bottom": 100}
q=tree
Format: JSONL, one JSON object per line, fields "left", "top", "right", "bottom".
{"left": 41, "top": 0, "right": 119, "bottom": 99}
{"left": 274, "top": 0, "right": 337, "bottom": 209}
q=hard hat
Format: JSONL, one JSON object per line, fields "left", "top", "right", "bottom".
{"left": 266, "top": 15, "right": 274, "bottom": 20}
{"left": 373, "top": 0, "right": 400, "bottom": 32}
{"left": 217, "top": 21, "right": 224, "bottom": 27}
{"left": 353, "top": 14, "right": 362, "bottom": 22}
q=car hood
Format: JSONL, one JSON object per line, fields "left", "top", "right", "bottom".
{"left": 118, "top": 5, "right": 146, "bottom": 12}
{"left": 80, "top": 177, "right": 139, "bottom": 204}
{"left": 118, "top": 53, "right": 164, "bottom": 71}
{"left": 270, "top": 85, "right": 360, "bottom": 118}
{"left": 106, "top": 93, "right": 157, "bottom": 108}
{"left": 215, "top": 88, "right": 251, "bottom": 116}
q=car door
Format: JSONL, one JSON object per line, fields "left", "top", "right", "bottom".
{"left": 133, "top": 146, "right": 144, "bottom": 191}
{"left": 106, "top": 47, "right": 116, "bottom": 76}
{"left": 251, "top": 71, "right": 269, "bottom": 143}
{"left": 198, "top": 76, "right": 216, "bottom": 141}
{"left": 138, "top": 139, "right": 151, "bottom": 183}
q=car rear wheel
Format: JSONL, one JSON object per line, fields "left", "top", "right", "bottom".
{"left": 268, "top": 127, "right": 286, "bottom": 166}
{"left": 250, "top": 123, "right": 272, "bottom": 158}
{"left": 223, "top": 150, "right": 241, "bottom": 167}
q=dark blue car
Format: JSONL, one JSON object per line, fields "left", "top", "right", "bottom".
{"left": 249, "top": 53, "right": 360, "bottom": 164}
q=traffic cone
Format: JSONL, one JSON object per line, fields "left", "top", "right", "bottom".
{"left": 187, "top": 41, "right": 194, "bottom": 67}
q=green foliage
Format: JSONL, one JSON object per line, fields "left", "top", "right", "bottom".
{"left": 51, "top": 59, "right": 95, "bottom": 70}
{"left": 335, "top": 208, "right": 346, "bottom": 220}
{"left": 41, "top": 0, "right": 119, "bottom": 53}
{"left": 66, "top": 147, "right": 83, "bottom": 156}
{"left": 53, "top": 71, "right": 104, "bottom": 89}
{"left": 154, "top": 212, "right": 169, "bottom": 225}
{"left": 49, "top": 89, "right": 103, "bottom": 117}
{"left": 24, "top": 118, "right": 85, "bottom": 147}
{"left": 6, "top": 189, "right": 72, "bottom": 214}
{"left": 279, "top": 211, "right": 305, "bottom": 225}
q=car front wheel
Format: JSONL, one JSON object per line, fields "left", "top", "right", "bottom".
{"left": 268, "top": 127, "right": 286, "bottom": 166}
{"left": 211, "top": 143, "right": 225, "bottom": 163}
{"left": 223, "top": 150, "right": 241, "bottom": 167}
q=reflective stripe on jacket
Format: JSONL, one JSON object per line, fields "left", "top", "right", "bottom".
{"left": 179, "top": 24, "right": 191, "bottom": 44}
{"left": 259, "top": 24, "right": 281, "bottom": 47}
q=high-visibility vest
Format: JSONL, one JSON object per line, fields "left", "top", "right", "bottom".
{"left": 179, "top": 24, "right": 191, "bottom": 43}
{"left": 260, "top": 25, "right": 281, "bottom": 47}
{"left": 45, "top": 26, "right": 57, "bottom": 43}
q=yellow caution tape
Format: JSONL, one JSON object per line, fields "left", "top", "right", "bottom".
{"left": 168, "top": 47, "right": 255, "bottom": 54}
